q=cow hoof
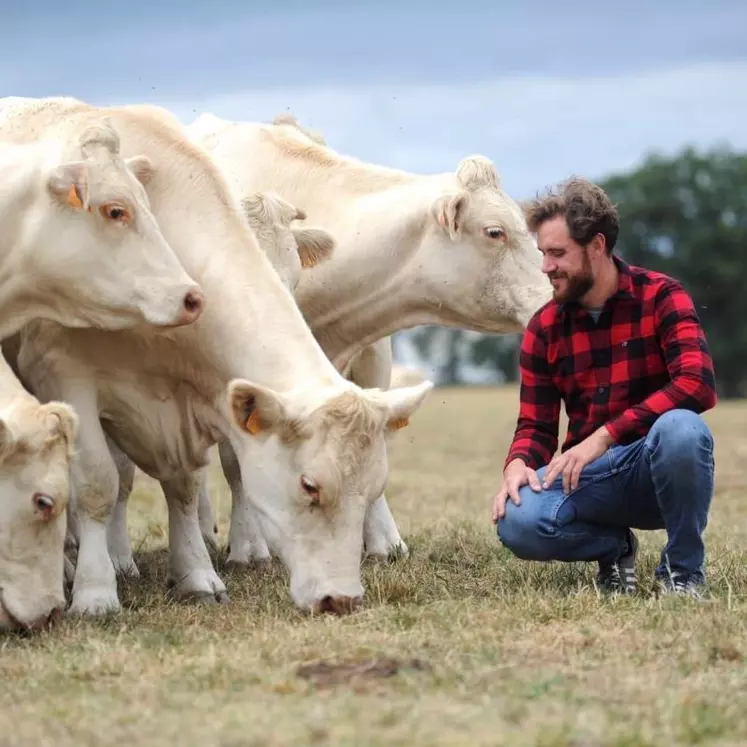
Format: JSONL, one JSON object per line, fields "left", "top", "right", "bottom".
{"left": 112, "top": 556, "right": 141, "bottom": 579}
{"left": 166, "top": 570, "right": 228, "bottom": 604}
{"left": 176, "top": 589, "right": 231, "bottom": 606}
{"left": 69, "top": 586, "right": 121, "bottom": 616}
{"left": 365, "top": 541, "right": 410, "bottom": 563}
{"left": 225, "top": 556, "right": 271, "bottom": 572}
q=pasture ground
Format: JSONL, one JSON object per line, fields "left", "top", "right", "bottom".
{"left": 1, "top": 386, "right": 746, "bottom": 746}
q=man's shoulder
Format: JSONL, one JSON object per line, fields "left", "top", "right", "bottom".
{"left": 625, "top": 260, "right": 689, "bottom": 299}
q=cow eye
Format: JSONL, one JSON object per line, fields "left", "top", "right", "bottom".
{"left": 33, "top": 493, "right": 56, "bottom": 519}
{"left": 100, "top": 204, "right": 131, "bottom": 223}
{"left": 300, "top": 475, "right": 321, "bottom": 506}
{"left": 485, "top": 227, "right": 504, "bottom": 240}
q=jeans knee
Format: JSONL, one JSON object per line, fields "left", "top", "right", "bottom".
{"left": 648, "top": 409, "right": 714, "bottom": 457}
{"left": 497, "top": 494, "right": 556, "bottom": 561}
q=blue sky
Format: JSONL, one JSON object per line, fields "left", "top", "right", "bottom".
{"left": 3, "top": 0, "right": 745, "bottom": 200}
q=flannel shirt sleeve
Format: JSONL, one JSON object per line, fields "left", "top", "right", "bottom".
{"left": 503, "top": 316, "right": 561, "bottom": 472}
{"left": 605, "top": 279, "right": 717, "bottom": 442}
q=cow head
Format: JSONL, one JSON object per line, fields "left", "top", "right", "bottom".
{"left": 38, "top": 119, "right": 204, "bottom": 330}
{"left": 0, "top": 399, "right": 78, "bottom": 634}
{"left": 227, "top": 378, "right": 432, "bottom": 614}
{"left": 422, "top": 155, "right": 552, "bottom": 332}
{"left": 241, "top": 192, "right": 335, "bottom": 292}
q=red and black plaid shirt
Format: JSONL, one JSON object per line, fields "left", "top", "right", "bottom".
{"left": 505, "top": 255, "right": 717, "bottom": 472}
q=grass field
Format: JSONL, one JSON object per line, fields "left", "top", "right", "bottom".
{"left": 1, "top": 386, "right": 746, "bottom": 746}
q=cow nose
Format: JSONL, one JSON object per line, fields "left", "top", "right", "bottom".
{"left": 176, "top": 286, "right": 205, "bottom": 325}
{"left": 315, "top": 594, "right": 363, "bottom": 616}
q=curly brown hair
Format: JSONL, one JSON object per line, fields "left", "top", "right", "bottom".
{"left": 524, "top": 177, "right": 620, "bottom": 254}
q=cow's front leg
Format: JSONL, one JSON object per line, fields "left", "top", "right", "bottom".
{"left": 105, "top": 435, "right": 140, "bottom": 578}
{"left": 363, "top": 493, "right": 409, "bottom": 560}
{"left": 347, "top": 339, "right": 409, "bottom": 561}
{"left": 219, "top": 440, "right": 271, "bottom": 568}
{"left": 69, "top": 418, "right": 122, "bottom": 615}
{"left": 197, "top": 469, "right": 220, "bottom": 553}
{"left": 163, "top": 468, "right": 229, "bottom": 604}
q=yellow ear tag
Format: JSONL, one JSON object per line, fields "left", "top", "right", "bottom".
{"left": 245, "top": 410, "right": 262, "bottom": 435}
{"left": 66, "top": 185, "right": 84, "bottom": 210}
{"left": 388, "top": 416, "right": 409, "bottom": 431}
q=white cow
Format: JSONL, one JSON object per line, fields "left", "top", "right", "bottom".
{"left": 175, "top": 112, "right": 552, "bottom": 566}
{"left": 105, "top": 190, "right": 336, "bottom": 575}
{"left": 10, "top": 97, "right": 432, "bottom": 616}
{"left": 0, "top": 97, "right": 204, "bottom": 335}
{"left": 0, "top": 349, "right": 78, "bottom": 633}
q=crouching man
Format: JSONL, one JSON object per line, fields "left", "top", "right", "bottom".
{"left": 492, "top": 177, "right": 717, "bottom": 598}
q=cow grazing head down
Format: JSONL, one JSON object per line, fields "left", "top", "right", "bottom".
{"left": 425, "top": 155, "right": 552, "bottom": 332}
{"left": 241, "top": 191, "right": 335, "bottom": 292}
{"left": 0, "top": 400, "right": 78, "bottom": 634}
{"left": 40, "top": 119, "right": 204, "bottom": 330}
{"left": 227, "top": 378, "right": 433, "bottom": 614}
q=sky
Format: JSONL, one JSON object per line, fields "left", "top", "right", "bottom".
{"left": 2, "top": 0, "right": 745, "bottom": 200}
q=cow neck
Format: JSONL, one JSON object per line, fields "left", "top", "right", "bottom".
{"left": 292, "top": 178, "right": 452, "bottom": 371}
{"left": 134, "top": 144, "right": 341, "bottom": 393}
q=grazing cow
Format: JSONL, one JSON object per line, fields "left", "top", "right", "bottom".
{"left": 0, "top": 350, "right": 78, "bottom": 633}
{"left": 105, "top": 191, "right": 336, "bottom": 574}
{"left": 0, "top": 96, "right": 203, "bottom": 335}
{"left": 11, "top": 97, "right": 432, "bottom": 617}
{"left": 178, "top": 112, "right": 552, "bottom": 565}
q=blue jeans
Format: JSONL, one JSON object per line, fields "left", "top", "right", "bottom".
{"left": 496, "top": 409, "right": 715, "bottom": 583}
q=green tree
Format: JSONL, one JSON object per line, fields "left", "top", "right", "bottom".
{"left": 601, "top": 145, "right": 747, "bottom": 398}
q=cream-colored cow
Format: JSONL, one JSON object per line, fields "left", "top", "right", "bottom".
{"left": 177, "top": 111, "right": 552, "bottom": 566}
{"left": 0, "top": 97, "right": 203, "bottom": 335}
{"left": 0, "top": 349, "right": 78, "bottom": 633}
{"left": 104, "top": 191, "right": 336, "bottom": 576}
{"left": 11, "top": 97, "right": 432, "bottom": 617}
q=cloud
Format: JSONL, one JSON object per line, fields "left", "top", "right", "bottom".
{"left": 106, "top": 60, "right": 747, "bottom": 200}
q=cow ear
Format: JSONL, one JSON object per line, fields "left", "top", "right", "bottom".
{"left": 41, "top": 401, "right": 80, "bottom": 451}
{"left": 292, "top": 227, "right": 336, "bottom": 268}
{"left": 48, "top": 162, "right": 90, "bottom": 211}
{"left": 125, "top": 154, "right": 155, "bottom": 186}
{"left": 433, "top": 191, "right": 469, "bottom": 240}
{"left": 227, "top": 379, "right": 290, "bottom": 436}
{"left": 379, "top": 380, "right": 434, "bottom": 432}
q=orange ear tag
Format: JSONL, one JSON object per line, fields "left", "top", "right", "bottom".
{"left": 388, "top": 417, "right": 409, "bottom": 431}
{"left": 245, "top": 410, "right": 262, "bottom": 435}
{"left": 66, "top": 185, "right": 84, "bottom": 210}
{"left": 300, "top": 249, "right": 320, "bottom": 268}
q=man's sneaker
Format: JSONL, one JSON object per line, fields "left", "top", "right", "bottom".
{"left": 655, "top": 572, "right": 704, "bottom": 600}
{"left": 596, "top": 529, "right": 638, "bottom": 594}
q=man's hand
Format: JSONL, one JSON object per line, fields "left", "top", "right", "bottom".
{"left": 541, "top": 425, "right": 615, "bottom": 494}
{"left": 492, "top": 458, "right": 542, "bottom": 523}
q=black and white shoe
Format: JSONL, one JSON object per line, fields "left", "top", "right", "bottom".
{"left": 596, "top": 529, "right": 638, "bottom": 594}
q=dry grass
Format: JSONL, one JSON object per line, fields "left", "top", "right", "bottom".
{"left": 1, "top": 386, "right": 746, "bottom": 747}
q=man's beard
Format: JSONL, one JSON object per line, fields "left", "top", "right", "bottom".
{"left": 548, "top": 250, "right": 594, "bottom": 303}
